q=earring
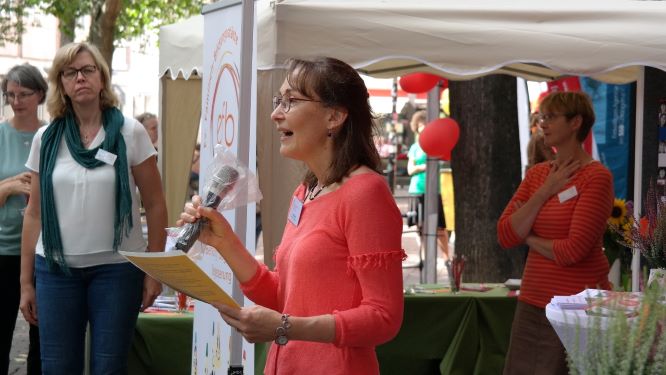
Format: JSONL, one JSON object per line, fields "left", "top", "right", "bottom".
{"left": 327, "top": 130, "right": 332, "bottom": 137}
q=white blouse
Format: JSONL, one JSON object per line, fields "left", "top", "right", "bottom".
{"left": 26, "top": 116, "right": 156, "bottom": 267}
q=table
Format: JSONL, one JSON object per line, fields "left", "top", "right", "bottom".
{"left": 377, "top": 284, "right": 517, "bottom": 375}
{"left": 130, "top": 285, "right": 517, "bottom": 375}
{"left": 128, "top": 311, "right": 194, "bottom": 375}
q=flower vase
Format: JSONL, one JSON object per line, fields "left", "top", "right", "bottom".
{"left": 608, "top": 258, "right": 621, "bottom": 289}
{"left": 647, "top": 268, "right": 666, "bottom": 290}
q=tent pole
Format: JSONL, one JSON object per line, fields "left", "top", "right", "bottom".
{"left": 424, "top": 85, "right": 441, "bottom": 284}
{"left": 631, "top": 67, "right": 645, "bottom": 292}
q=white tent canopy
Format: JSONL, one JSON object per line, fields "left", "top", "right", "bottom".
{"left": 162, "top": 1, "right": 666, "bottom": 83}
{"left": 256, "top": 0, "right": 666, "bottom": 83}
{"left": 159, "top": 0, "right": 666, "bottom": 276}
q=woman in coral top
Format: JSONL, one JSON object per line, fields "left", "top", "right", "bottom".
{"left": 497, "top": 91, "right": 613, "bottom": 374}
{"left": 180, "top": 57, "right": 405, "bottom": 374}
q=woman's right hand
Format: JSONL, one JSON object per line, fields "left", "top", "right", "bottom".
{"left": 177, "top": 195, "right": 237, "bottom": 251}
{"left": 539, "top": 157, "right": 581, "bottom": 198}
{"left": 0, "top": 172, "right": 31, "bottom": 206}
{"left": 19, "top": 283, "right": 38, "bottom": 325}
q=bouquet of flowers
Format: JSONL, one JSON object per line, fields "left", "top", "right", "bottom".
{"left": 604, "top": 198, "right": 634, "bottom": 272}
{"left": 613, "top": 183, "right": 666, "bottom": 269}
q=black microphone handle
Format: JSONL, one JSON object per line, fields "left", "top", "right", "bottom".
{"left": 174, "top": 193, "right": 223, "bottom": 252}
{"left": 174, "top": 220, "right": 206, "bottom": 252}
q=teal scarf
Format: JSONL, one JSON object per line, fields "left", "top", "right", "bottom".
{"left": 39, "top": 107, "right": 132, "bottom": 272}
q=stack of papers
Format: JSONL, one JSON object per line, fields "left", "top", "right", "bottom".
{"left": 551, "top": 295, "right": 589, "bottom": 310}
{"left": 551, "top": 289, "right": 643, "bottom": 317}
{"left": 151, "top": 296, "right": 178, "bottom": 311}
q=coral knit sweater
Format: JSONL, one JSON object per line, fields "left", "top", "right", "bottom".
{"left": 497, "top": 161, "right": 613, "bottom": 308}
{"left": 240, "top": 172, "right": 406, "bottom": 375}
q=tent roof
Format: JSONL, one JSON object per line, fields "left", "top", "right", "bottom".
{"left": 159, "top": 1, "right": 666, "bottom": 83}
{"left": 256, "top": 0, "right": 666, "bottom": 83}
{"left": 159, "top": 15, "right": 203, "bottom": 80}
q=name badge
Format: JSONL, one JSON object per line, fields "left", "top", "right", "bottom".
{"left": 95, "top": 149, "right": 117, "bottom": 166}
{"left": 287, "top": 196, "right": 304, "bottom": 226}
{"left": 558, "top": 186, "right": 578, "bottom": 203}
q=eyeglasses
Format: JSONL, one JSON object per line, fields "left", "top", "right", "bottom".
{"left": 272, "top": 95, "right": 320, "bottom": 113}
{"left": 61, "top": 65, "right": 98, "bottom": 81}
{"left": 536, "top": 113, "right": 568, "bottom": 124}
{"left": 3, "top": 91, "right": 36, "bottom": 103}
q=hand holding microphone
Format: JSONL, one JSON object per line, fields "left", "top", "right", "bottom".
{"left": 175, "top": 166, "right": 240, "bottom": 252}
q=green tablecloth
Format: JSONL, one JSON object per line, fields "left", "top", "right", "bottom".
{"left": 376, "top": 284, "right": 517, "bottom": 375}
{"left": 130, "top": 284, "right": 516, "bottom": 375}
{"left": 129, "top": 311, "right": 193, "bottom": 375}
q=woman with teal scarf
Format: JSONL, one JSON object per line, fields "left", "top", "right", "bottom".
{"left": 19, "top": 42, "right": 167, "bottom": 375}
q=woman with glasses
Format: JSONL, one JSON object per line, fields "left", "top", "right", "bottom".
{"left": 498, "top": 91, "right": 613, "bottom": 374}
{"left": 0, "top": 63, "right": 46, "bottom": 375}
{"left": 179, "top": 57, "right": 405, "bottom": 374}
{"left": 19, "top": 42, "right": 167, "bottom": 374}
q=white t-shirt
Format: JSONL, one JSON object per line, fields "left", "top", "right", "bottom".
{"left": 26, "top": 116, "right": 157, "bottom": 267}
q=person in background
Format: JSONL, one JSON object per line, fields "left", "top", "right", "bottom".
{"left": 188, "top": 143, "right": 200, "bottom": 199}
{"left": 407, "top": 110, "right": 449, "bottom": 259}
{"left": 19, "top": 42, "right": 167, "bottom": 375}
{"left": 498, "top": 91, "right": 613, "bottom": 374}
{"left": 136, "top": 112, "right": 159, "bottom": 149}
{"left": 0, "top": 63, "right": 46, "bottom": 375}
{"left": 179, "top": 57, "right": 405, "bottom": 374}
{"left": 526, "top": 128, "right": 555, "bottom": 171}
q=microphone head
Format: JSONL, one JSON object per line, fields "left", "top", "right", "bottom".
{"left": 209, "top": 166, "right": 240, "bottom": 196}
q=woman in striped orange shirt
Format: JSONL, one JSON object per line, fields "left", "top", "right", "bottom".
{"left": 498, "top": 91, "right": 613, "bottom": 375}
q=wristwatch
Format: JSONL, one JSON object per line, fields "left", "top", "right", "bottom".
{"left": 274, "top": 314, "right": 291, "bottom": 346}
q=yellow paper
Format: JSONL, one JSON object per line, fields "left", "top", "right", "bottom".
{"left": 119, "top": 250, "right": 239, "bottom": 309}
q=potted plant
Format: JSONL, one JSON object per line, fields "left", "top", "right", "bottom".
{"left": 566, "top": 284, "right": 666, "bottom": 374}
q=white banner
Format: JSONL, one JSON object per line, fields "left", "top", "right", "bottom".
{"left": 194, "top": 1, "right": 257, "bottom": 374}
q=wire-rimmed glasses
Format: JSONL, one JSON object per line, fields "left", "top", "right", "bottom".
{"left": 272, "top": 95, "right": 321, "bottom": 113}
{"left": 536, "top": 113, "right": 568, "bottom": 124}
{"left": 3, "top": 91, "right": 36, "bottom": 103}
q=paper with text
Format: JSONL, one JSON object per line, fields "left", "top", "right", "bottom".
{"left": 120, "top": 250, "right": 239, "bottom": 308}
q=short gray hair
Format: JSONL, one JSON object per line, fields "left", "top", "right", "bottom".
{"left": 2, "top": 64, "right": 48, "bottom": 104}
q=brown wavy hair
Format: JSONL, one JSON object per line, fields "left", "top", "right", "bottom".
{"left": 284, "top": 57, "right": 381, "bottom": 188}
{"left": 46, "top": 42, "right": 118, "bottom": 119}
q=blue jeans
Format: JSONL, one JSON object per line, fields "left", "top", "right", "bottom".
{"left": 35, "top": 256, "right": 144, "bottom": 375}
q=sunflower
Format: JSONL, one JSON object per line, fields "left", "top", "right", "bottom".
{"left": 608, "top": 198, "right": 627, "bottom": 227}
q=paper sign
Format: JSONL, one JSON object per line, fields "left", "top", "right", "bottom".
{"left": 120, "top": 250, "right": 239, "bottom": 308}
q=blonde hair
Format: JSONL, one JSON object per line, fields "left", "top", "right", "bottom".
{"left": 410, "top": 110, "right": 427, "bottom": 134}
{"left": 527, "top": 130, "right": 555, "bottom": 169}
{"left": 46, "top": 42, "right": 118, "bottom": 119}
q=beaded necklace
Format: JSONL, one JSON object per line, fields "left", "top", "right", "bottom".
{"left": 307, "top": 183, "right": 328, "bottom": 201}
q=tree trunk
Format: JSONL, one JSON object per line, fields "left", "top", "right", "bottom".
{"left": 449, "top": 75, "right": 527, "bottom": 282}
{"left": 58, "top": 17, "right": 76, "bottom": 47}
{"left": 89, "top": 0, "right": 122, "bottom": 71}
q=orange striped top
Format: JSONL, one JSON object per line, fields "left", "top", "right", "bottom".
{"left": 497, "top": 161, "right": 614, "bottom": 308}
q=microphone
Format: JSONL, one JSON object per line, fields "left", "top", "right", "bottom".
{"left": 175, "top": 165, "right": 240, "bottom": 252}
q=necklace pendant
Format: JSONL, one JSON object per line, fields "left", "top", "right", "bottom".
{"left": 308, "top": 184, "right": 327, "bottom": 201}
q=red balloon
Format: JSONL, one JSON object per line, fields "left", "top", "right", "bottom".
{"left": 399, "top": 73, "right": 445, "bottom": 94}
{"left": 418, "top": 118, "right": 460, "bottom": 161}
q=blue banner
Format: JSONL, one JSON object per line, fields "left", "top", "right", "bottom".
{"left": 580, "top": 78, "right": 632, "bottom": 199}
